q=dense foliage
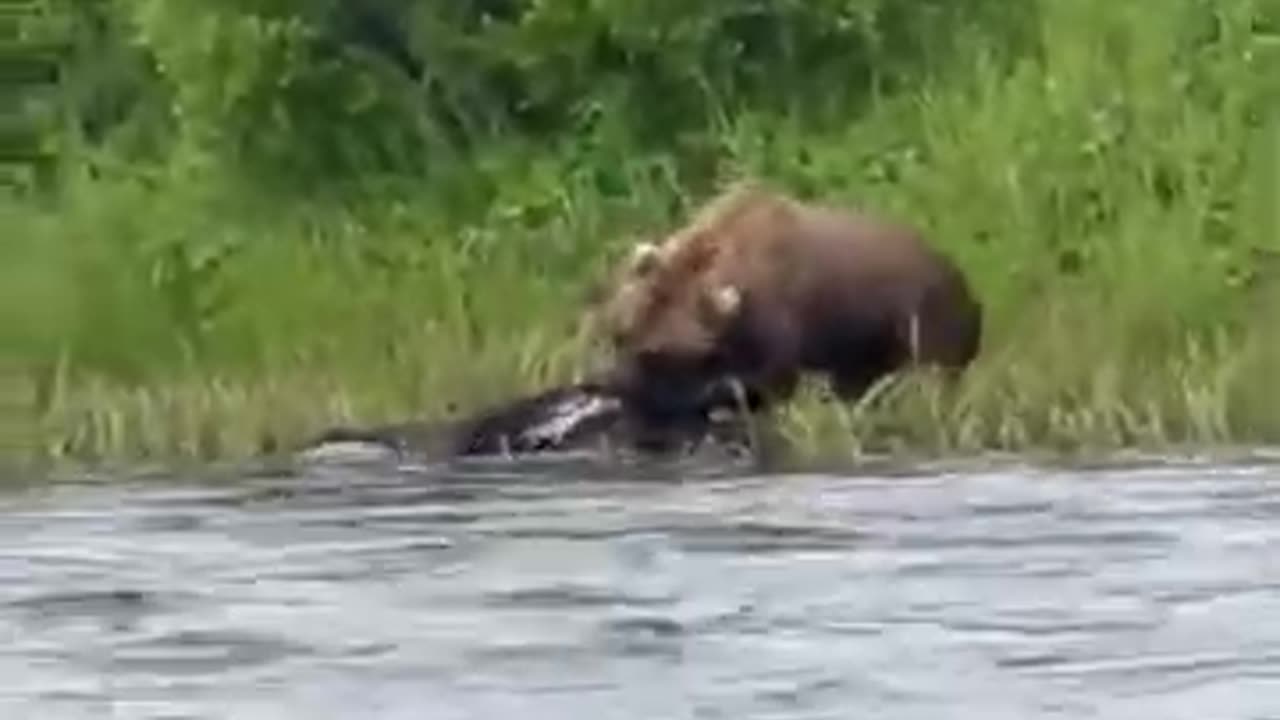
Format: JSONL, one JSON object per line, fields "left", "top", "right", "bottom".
{"left": 16, "top": 1, "right": 1030, "bottom": 185}
{"left": 5, "top": 0, "right": 1280, "bottom": 460}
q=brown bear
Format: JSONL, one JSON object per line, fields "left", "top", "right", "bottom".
{"left": 589, "top": 183, "right": 983, "bottom": 421}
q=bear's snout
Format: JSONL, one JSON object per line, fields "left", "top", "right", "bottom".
{"left": 607, "top": 349, "right": 723, "bottom": 420}
{"left": 635, "top": 349, "right": 697, "bottom": 377}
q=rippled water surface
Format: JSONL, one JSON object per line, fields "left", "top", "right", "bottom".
{"left": 4, "top": 452, "right": 1280, "bottom": 719}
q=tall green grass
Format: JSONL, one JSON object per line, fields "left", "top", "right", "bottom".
{"left": 6, "top": 0, "right": 1280, "bottom": 465}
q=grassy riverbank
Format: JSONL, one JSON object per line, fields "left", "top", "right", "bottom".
{"left": 6, "top": 0, "right": 1280, "bottom": 464}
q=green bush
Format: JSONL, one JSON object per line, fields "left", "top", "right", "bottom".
{"left": 6, "top": 0, "right": 1280, "bottom": 462}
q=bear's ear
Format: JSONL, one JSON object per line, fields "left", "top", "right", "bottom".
{"left": 707, "top": 285, "right": 742, "bottom": 319}
{"left": 627, "top": 242, "right": 663, "bottom": 276}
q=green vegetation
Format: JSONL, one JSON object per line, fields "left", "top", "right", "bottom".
{"left": 5, "top": 0, "right": 1280, "bottom": 465}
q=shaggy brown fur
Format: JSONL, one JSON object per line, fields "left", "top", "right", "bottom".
{"left": 590, "top": 183, "right": 983, "bottom": 419}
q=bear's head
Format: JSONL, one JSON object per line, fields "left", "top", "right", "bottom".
{"left": 592, "top": 239, "right": 747, "bottom": 420}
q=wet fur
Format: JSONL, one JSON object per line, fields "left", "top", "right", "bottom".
{"left": 303, "top": 381, "right": 753, "bottom": 460}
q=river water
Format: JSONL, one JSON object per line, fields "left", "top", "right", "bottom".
{"left": 3, "top": 451, "right": 1280, "bottom": 719}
